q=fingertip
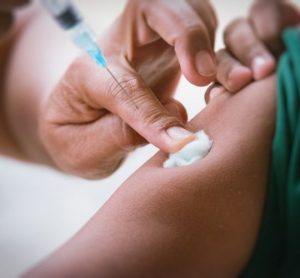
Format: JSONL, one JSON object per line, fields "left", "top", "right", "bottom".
{"left": 187, "top": 74, "right": 215, "bottom": 87}
{"left": 180, "top": 55, "right": 216, "bottom": 86}
{"left": 252, "top": 56, "right": 276, "bottom": 80}
{"left": 227, "top": 66, "right": 253, "bottom": 91}
{"left": 175, "top": 37, "right": 216, "bottom": 86}
{"left": 209, "top": 86, "right": 224, "bottom": 99}
{"left": 163, "top": 127, "right": 196, "bottom": 153}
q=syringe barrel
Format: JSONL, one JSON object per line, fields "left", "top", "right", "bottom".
{"left": 41, "top": 0, "right": 81, "bottom": 29}
{"left": 41, "top": 0, "right": 107, "bottom": 67}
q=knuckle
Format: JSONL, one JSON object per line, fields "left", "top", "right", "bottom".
{"left": 143, "top": 109, "right": 180, "bottom": 131}
{"left": 123, "top": 76, "right": 147, "bottom": 93}
{"left": 106, "top": 74, "right": 147, "bottom": 105}
{"left": 174, "top": 24, "right": 208, "bottom": 46}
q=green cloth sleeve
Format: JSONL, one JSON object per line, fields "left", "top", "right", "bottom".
{"left": 242, "top": 28, "right": 300, "bottom": 278}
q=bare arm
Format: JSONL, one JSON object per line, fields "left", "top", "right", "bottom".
{"left": 25, "top": 75, "right": 276, "bottom": 277}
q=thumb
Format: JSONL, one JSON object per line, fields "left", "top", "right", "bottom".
{"left": 93, "top": 65, "right": 196, "bottom": 154}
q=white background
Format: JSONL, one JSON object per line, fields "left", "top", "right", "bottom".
{"left": 1, "top": 0, "right": 299, "bottom": 277}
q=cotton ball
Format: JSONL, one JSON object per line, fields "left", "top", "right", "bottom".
{"left": 163, "top": 130, "right": 213, "bottom": 168}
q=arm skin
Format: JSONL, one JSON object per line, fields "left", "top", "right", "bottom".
{"left": 1, "top": 2, "right": 276, "bottom": 277}
{"left": 25, "top": 75, "right": 276, "bottom": 277}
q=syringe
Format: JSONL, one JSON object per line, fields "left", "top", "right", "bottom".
{"left": 41, "top": 0, "right": 138, "bottom": 109}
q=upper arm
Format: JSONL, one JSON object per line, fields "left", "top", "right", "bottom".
{"left": 26, "top": 75, "right": 276, "bottom": 277}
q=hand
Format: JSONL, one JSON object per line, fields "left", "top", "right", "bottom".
{"left": 215, "top": 0, "right": 300, "bottom": 92}
{"left": 39, "top": 0, "right": 217, "bottom": 179}
{"left": 0, "top": 0, "right": 30, "bottom": 37}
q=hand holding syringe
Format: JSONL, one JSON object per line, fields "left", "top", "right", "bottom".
{"left": 37, "top": 0, "right": 220, "bottom": 179}
{"left": 41, "top": 0, "right": 138, "bottom": 108}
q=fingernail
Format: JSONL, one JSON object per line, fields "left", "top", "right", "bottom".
{"left": 166, "top": 127, "right": 196, "bottom": 153}
{"left": 195, "top": 51, "right": 216, "bottom": 77}
{"left": 252, "top": 56, "right": 275, "bottom": 80}
{"left": 210, "top": 87, "right": 223, "bottom": 99}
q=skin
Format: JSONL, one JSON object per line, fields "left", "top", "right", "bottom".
{"left": 0, "top": 0, "right": 288, "bottom": 276}
{"left": 1, "top": 0, "right": 296, "bottom": 178}
{"left": 1, "top": 0, "right": 218, "bottom": 179}
{"left": 216, "top": 0, "right": 300, "bottom": 93}
{"left": 25, "top": 75, "right": 276, "bottom": 277}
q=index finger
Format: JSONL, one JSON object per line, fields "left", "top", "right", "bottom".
{"left": 143, "top": 0, "right": 217, "bottom": 86}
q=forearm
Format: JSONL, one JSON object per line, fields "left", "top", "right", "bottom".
{"left": 2, "top": 4, "right": 78, "bottom": 164}
{"left": 25, "top": 75, "right": 276, "bottom": 277}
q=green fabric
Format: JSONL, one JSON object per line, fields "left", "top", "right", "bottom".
{"left": 242, "top": 28, "right": 300, "bottom": 278}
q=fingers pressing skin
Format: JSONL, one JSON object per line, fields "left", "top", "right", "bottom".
{"left": 39, "top": 0, "right": 220, "bottom": 179}
{"left": 218, "top": 1, "right": 300, "bottom": 92}
{"left": 224, "top": 18, "right": 276, "bottom": 81}
{"left": 40, "top": 55, "right": 194, "bottom": 178}
{"left": 41, "top": 94, "right": 188, "bottom": 180}
{"left": 216, "top": 49, "right": 253, "bottom": 92}
{"left": 143, "top": 0, "right": 217, "bottom": 86}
